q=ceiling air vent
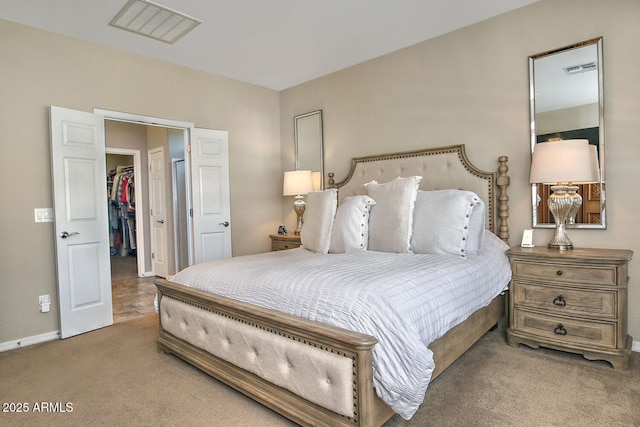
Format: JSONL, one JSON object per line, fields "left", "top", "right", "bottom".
{"left": 564, "top": 62, "right": 598, "bottom": 75}
{"left": 109, "top": 0, "right": 202, "bottom": 44}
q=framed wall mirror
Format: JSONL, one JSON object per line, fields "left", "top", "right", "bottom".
{"left": 294, "top": 110, "right": 324, "bottom": 190}
{"left": 530, "top": 37, "right": 605, "bottom": 229}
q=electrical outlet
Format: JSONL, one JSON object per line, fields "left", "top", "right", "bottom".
{"left": 39, "top": 295, "right": 50, "bottom": 305}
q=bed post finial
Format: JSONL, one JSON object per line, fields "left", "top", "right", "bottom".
{"left": 497, "top": 156, "right": 510, "bottom": 244}
{"left": 328, "top": 172, "right": 335, "bottom": 188}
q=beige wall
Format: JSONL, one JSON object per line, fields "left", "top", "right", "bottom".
{"left": 536, "top": 104, "right": 600, "bottom": 135}
{"left": 106, "top": 154, "right": 133, "bottom": 173}
{"left": 280, "top": 0, "right": 640, "bottom": 342}
{"left": 0, "top": 19, "right": 282, "bottom": 344}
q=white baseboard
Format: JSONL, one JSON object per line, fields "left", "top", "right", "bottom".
{"left": 0, "top": 330, "right": 59, "bottom": 353}
{"left": 632, "top": 339, "right": 640, "bottom": 353}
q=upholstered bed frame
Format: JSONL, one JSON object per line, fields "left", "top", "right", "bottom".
{"left": 155, "top": 144, "right": 510, "bottom": 427}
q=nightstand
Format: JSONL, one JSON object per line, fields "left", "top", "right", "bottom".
{"left": 506, "top": 246, "right": 633, "bottom": 370}
{"left": 269, "top": 234, "right": 302, "bottom": 251}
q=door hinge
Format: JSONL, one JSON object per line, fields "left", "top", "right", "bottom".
{"left": 187, "top": 144, "right": 191, "bottom": 153}
{"left": 150, "top": 208, "right": 153, "bottom": 216}
{"left": 190, "top": 208, "right": 193, "bottom": 217}
{"left": 151, "top": 253, "right": 155, "bottom": 260}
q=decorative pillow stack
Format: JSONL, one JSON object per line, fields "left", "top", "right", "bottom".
{"left": 410, "top": 189, "right": 485, "bottom": 257}
{"left": 329, "top": 195, "right": 376, "bottom": 253}
{"left": 298, "top": 180, "right": 485, "bottom": 257}
{"left": 300, "top": 189, "right": 338, "bottom": 254}
{"left": 364, "top": 176, "right": 422, "bottom": 253}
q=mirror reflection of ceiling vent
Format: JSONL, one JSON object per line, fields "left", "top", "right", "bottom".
{"left": 109, "top": 0, "right": 202, "bottom": 44}
{"left": 564, "top": 62, "right": 598, "bottom": 75}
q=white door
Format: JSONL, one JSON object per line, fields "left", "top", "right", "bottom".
{"left": 191, "top": 128, "right": 232, "bottom": 263}
{"left": 50, "top": 106, "right": 112, "bottom": 338}
{"left": 148, "top": 147, "right": 169, "bottom": 278}
{"left": 172, "top": 159, "right": 189, "bottom": 271}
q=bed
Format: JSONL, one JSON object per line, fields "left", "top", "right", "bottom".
{"left": 155, "top": 144, "right": 511, "bottom": 426}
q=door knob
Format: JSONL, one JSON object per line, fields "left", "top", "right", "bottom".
{"left": 60, "top": 231, "right": 79, "bottom": 239}
{"left": 156, "top": 219, "right": 165, "bottom": 224}
{"left": 219, "top": 221, "right": 230, "bottom": 227}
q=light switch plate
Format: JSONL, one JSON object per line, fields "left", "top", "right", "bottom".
{"left": 34, "top": 208, "right": 54, "bottom": 223}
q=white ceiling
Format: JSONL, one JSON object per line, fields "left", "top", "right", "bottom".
{"left": 0, "top": 0, "right": 539, "bottom": 90}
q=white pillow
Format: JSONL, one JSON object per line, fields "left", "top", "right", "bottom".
{"left": 329, "top": 195, "right": 376, "bottom": 253}
{"left": 410, "top": 189, "right": 485, "bottom": 257}
{"left": 365, "top": 176, "right": 422, "bottom": 253}
{"left": 300, "top": 189, "right": 338, "bottom": 254}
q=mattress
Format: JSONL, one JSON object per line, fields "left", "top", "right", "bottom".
{"left": 170, "top": 230, "right": 511, "bottom": 419}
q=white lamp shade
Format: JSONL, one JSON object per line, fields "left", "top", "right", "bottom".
{"left": 283, "top": 170, "right": 314, "bottom": 196}
{"left": 311, "top": 171, "right": 322, "bottom": 191}
{"left": 529, "top": 139, "right": 600, "bottom": 184}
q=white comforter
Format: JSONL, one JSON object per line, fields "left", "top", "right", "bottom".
{"left": 172, "top": 231, "right": 511, "bottom": 419}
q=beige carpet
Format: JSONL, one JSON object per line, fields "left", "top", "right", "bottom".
{"left": 1, "top": 315, "right": 638, "bottom": 427}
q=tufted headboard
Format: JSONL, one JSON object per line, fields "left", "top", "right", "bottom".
{"left": 328, "top": 145, "right": 510, "bottom": 242}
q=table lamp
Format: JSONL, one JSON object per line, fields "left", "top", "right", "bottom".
{"left": 283, "top": 170, "right": 314, "bottom": 235}
{"left": 529, "top": 139, "right": 599, "bottom": 249}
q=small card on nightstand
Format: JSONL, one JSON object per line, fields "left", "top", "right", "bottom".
{"left": 521, "top": 229, "right": 534, "bottom": 247}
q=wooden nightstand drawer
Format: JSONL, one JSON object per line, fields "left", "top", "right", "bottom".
{"left": 272, "top": 240, "right": 300, "bottom": 251}
{"left": 513, "top": 308, "right": 616, "bottom": 349}
{"left": 512, "top": 261, "right": 616, "bottom": 286}
{"left": 512, "top": 281, "right": 616, "bottom": 318}
{"left": 269, "top": 234, "right": 301, "bottom": 251}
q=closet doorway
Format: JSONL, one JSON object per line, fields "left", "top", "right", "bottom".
{"left": 104, "top": 120, "right": 196, "bottom": 324}
{"left": 105, "top": 122, "right": 190, "bottom": 323}
{"left": 106, "top": 148, "right": 155, "bottom": 323}
{"left": 106, "top": 150, "right": 143, "bottom": 275}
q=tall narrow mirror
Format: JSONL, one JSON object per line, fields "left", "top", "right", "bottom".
{"left": 530, "top": 37, "right": 605, "bottom": 228}
{"left": 295, "top": 110, "right": 324, "bottom": 190}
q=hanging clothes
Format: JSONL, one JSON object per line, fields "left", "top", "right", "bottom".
{"left": 107, "top": 166, "right": 136, "bottom": 256}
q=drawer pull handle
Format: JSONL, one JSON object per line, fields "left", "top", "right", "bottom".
{"left": 553, "top": 295, "right": 566, "bottom": 307}
{"left": 556, "top": 270, "right": 563, "bottom": 276}
{"left": 554, "top": 324, "right": 567, "bottom": 335}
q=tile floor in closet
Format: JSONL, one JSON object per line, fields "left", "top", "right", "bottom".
{"left": 110, "top": 255, "right": 157, "bottom": 323}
